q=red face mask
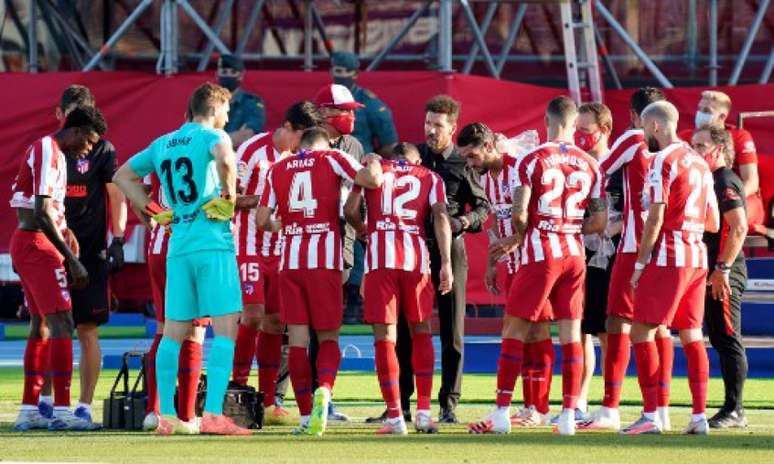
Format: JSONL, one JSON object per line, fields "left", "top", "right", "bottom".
{"left": 327, "top": 112, "right": 355, "bottom": 135}
{"left": 574, "top": 130, "right": 602, "bottom": 152}
{"left": 702, "top": 146, "right": 722, "bottom": 171}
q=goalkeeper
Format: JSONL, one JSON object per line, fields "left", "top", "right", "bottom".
{"left": 113, "top": 83, "right": 247, "bottom": 435}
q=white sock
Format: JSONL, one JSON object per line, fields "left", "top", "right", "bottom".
{"left": 21, "top": 404, "right": 37, "bottom": 412}
{"left": 76, "top": 402, "right": 91, "bottom": 414}
{"left": 577, "top": 399, "right": 588, "bottom": 412}
{"left": 643, "top": 411, "right": 656, "bottom": 421}
{"left": 657, "top": 406, "right": 669, "bottom": 414}
{"left": 416, "top": 409, "right": 431, "bottom": 417}
{"left": 691, "top": 413, "right": 706, "bottom": 422}
{"left": 300, "top": 415, "right": 310, "bottom": 426}
{"left": 39, "top": 395, "right": 53, "bottom": 406}
{"left": 54, "top": 406, "right": 69, "bottom": 417}
{"left": 496, "top": 405, "right": 510, "bottom": 414}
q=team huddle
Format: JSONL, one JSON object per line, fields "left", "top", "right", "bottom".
{"left": 11, "top": 80, "right": 748, "bottom": 437}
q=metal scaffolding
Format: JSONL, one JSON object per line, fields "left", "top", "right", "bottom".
{"left": 9, "top": 0, "right": 773, "bottom": 89}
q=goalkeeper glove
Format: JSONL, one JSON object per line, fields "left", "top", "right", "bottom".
{"left": 202, "top": 195, "right": 236, "bottom": 221}
{"left": 144, "top": 201, "right": 174, "bottom": 226}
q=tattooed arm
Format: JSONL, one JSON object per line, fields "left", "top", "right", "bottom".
{"left": 582, "top": 197, "right": 608, "bottom": 235}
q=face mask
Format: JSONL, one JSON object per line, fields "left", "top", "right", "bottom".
{"left": 574, "top": 130, "right": 602, "bottom": 152}
{"left": 218, "top": 76, "right": 240, "bottom": 92}
{"left": 702, "top": 146, "right": 722, "bottom": 171}
{"left": 646, "top": 135, "right": 661, "bottom": 152}
{"left": 333, "top": 76, "right": 355, "bottom": 89}
{"left": 694, "top": 110, "right": 714, "bottom": 128}
{"left": 327, "top": 112, "right": 355, "bottom": 135}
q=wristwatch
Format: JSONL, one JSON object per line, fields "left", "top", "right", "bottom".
{"left": 715, "top": 263, "right": 732, "bottom": 273}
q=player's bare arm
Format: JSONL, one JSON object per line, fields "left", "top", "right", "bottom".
{"left": 354, "top": 153, "right": 384, "bottom": 189}
{"left": 432, "top": 202, "right": 454, "bottom": 294}
{"left": 581, "top": 198, "right": 608, "bottom": 235}
{"left": 510, "top": 185, "right": 531, "bottom": 245}
{"left": 705, "top": 191, "right": 721, "bottom": 233}
{"left": 33, "top": 195, "right": 88, "bottom": 288}
{"left": 235, "top": 195, "right": 260, "bottom": 210}
{"left": 738, "top": 163, "right": 759, "bottom": 197}
{"left": 212, "top": 140, "right": 237, "bottom": 200}
{"left": 106, "top": 183, "right": 128, "bottom": 238}
{"left": 255, "top": 206, "right": 280, "bottom": 232}
{"left": 709, "top": 206, "right": 747, "bottom": 301}
{"left": 343, "top": 190, "right": 366, "bottom": 239}
{"left": 631, "top": 202, "right": 665, "bottom": 288}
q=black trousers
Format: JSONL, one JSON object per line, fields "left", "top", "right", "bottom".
{"left": 704, "top": 261, "right": 748, "bottom": 412}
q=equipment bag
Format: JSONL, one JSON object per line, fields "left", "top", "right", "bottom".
{"left": 182, "top": 376, "right": 264, "bottom": 429}
{"left": 103, "top": 351, "right": 147, "bottom": 430}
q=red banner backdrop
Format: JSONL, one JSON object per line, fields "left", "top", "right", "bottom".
{"left": 0, "top": 71, "right": 771, "bottom": 305}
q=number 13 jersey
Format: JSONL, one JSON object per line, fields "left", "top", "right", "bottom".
{"left": 128, "top": 122, "right": 234, "bottom": 258}
{"left": 513, "top": 141, "right": 602, "bottom": 265}
{"left": 356, "top": 160, "right": 447, "bottom": 274}
{"left": 260, "top": 149, "right": 363, "bottom": 271}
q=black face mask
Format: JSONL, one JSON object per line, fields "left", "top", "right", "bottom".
{"left": 333, "top": 76, "right": 355, "bottom": 89}
{"left": 646, "top": 135, "right": 661, "bottom": 152}
{"left": 218, "top": 76, "right": 240, "bottom": 92}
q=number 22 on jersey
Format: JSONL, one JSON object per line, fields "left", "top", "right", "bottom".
{"left": 537, "top": 168, "right": 591, "bottom": 218}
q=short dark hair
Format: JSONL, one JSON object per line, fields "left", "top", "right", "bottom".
{"left": 457, "top": 122, "right": 494, "bottom": 148}
{"left": 60, "top": 85, "right": 95, "bottom": 111}
{"left": 63, "top": 106, "right": 107, "bottom": 135}
{"left": 285, "top": 101, "right": 324, "bottom": 131}
{"left": 546, "top": 96, "right": 577, "bottom": 124}
{"left": 299, "top": 127, "right": 329, "bottom": 149}
{"left": 425, "top": 95, "right": 460, "bottom": 123}
{"left": 391, "top": 142, "right": 420, "bottom": 162}
{"left": 630, "top": 87, "right": 666, "bottom": 116}
{"left": 188, "top": 82, "right": 231, "bottom": 118}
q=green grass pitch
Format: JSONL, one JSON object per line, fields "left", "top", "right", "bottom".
{"left": 2, "top": 368, "right": 774, "bottom": 463}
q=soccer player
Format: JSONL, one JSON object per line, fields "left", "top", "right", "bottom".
{"left": 581, "top": 87, "right": 672, "bottom": 431}
{"left": 623, "top": 101, "right": 719, "bottom": 435}
{"left": 11, "top": 107, "right": 107, "bottom": 431}
{"left": 56, "top": 85, "right": 128, "bottom": 429}
{"left": 691, "top": 126, "right": 749, "bottom": 428}
{"left": 469, "top": 96, "right": 606, "bottom": 436}
{"left": 231, "top": 101, "right": 324, "bottom": 422}
{"left": 141, "top": 170, "right": 209, "bottom": 432}
{"left": 343, "top": 142, "right": 452, "bottom": 435}
{"left": 255, "top": 127, "right": 383, "bottom": 436}
{"left": 113, "top": 83, "right": 248, "bottom": 435}
{"left": 458, "top": 123, "right": 555, "bottom": 427}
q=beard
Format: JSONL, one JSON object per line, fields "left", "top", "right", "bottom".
{"left": 646, "top": 136, "right": 661, "bottom": 152}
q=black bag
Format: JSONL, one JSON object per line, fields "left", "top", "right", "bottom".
{"left": 183, "top": 376, "right": 264, "bottom": 429}
{"left": 103, "top": 352, "right": 147, "bottom": 430}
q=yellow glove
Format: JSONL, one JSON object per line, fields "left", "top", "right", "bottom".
{"left": 202, "top": 197, "right": 235, "bottom": 221}
{"left": 144, "top": 201, "right": 174, "bottom": 226}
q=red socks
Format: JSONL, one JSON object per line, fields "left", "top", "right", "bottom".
{"left": 177, "top": 340, "right": 203, "bottom": 422}
{"left": 232, "top": 324, "right": 258, "bottom": 385}
{"left": 256, "top": 331, "right": 283, "bottom": 407}
{"left": 375, "top": 340, "right": 402, "bottom": 418}
{"left": 22, "top": 337, "right": 49, "bottom": 406}
{"left": 656, "top": 336, "right": 674, "bottom": 408}
{"left": 145, "top": 334, "right": 162, "bottom": 414}
{"left": 533, "top": 338, "right": 555, "bottom": 414}
{"left": 288, "top": 346, "right": 312, "bottom": 416}
{"left": 602, "top": 333, "right": 630, "bottom": 409}
{"left": 683, "top": 340, "right": 709, "bottom": 414}
{"left": 496, "top": 338, "right": 524, "bottom": 408}
{"left": 316, "top": 340, "right": 341, "bottom": 391}
{"left": 521, "top": 342, "right": 534, "bottom": 408}
{"left": 412, "top": 332, "right": 434, "bottom": 411}
{"left": 49, "top": 337, "right": 72, "bottom": 408}
{"left": 634, "top": 341, "right": 660, "bottom": 413}
{"left": 561, "top": 342, "right": 583, "bottom": 410}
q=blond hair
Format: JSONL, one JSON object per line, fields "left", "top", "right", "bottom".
{"left": 701, "top": 90, "right": 731, "bottom": 112}
{"left": 579, "top": 102, "right": 613, "bottom": 133}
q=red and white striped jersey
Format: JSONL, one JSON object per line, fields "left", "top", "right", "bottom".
{"left": 260, "top": 149, "right": 363, "bottom": 271}
{"left": 234, "top": 132, "right": 283, "bottom": 258}
{"left": 513, "top": 142, "right": 602, "bottom": 265}
{"left": 645, "top": 142, "right": 718, "bottom": 268}
{"left": 481, "top": 153, "right": 519, "bottom": 273}
{"left": 358, "top": 160, "right": 446, "bottom": 274}
{"left": 599, "top": 129, "right": 655, "bottom": 254}
{"left": 144, "top": 173, "right": 170, "bottom": 257}
{"left": 10, "top": 136, "right": 68, "bottom": 232}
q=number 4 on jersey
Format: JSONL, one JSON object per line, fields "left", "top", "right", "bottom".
{"left": 289, "top": 171, "right": 318, "bottom": 218}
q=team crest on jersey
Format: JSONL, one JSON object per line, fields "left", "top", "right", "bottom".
{"left": 76, "top": 159, "right": 89, "bottom": 174}
{"left": 61, "top": 289, "right": 71, "bottom": 302}
{"left": 243, "top": 283, "right": 255, "bottom": 295}
{"left": 743, "top": 141, "right": 755, "bottom": 153}
{"left": 724, "top": 187, "right": 741, "bottom": 201}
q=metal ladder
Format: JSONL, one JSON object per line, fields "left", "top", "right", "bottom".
{"left": 559, "top": 0, "right": 603, "bottom": 103}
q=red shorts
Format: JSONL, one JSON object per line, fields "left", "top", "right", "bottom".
{"left": 237, "top": 255, "right": 266, "bottom": 306}
{"left": 258, "top": 255, "right": 281, "bottom": 314}
{"left": 279, "top": 269, "right": 342, "bottom": 330}
{"left": 505, "top": 271, "right": 553, "bottom": 322}
{"left": 633, "top": 265, "right": 708, "bottom": 330}
{"left": 506, "top": 257, "right": 585, "bottom": 321}
{"left": 606, "top": 252, "right": 637, "bottom": 320}
{"left": 147, "top": 250, "right": 209, "bottom": 327}
{"left": 10, "top": 230, "right": 71, "bottom": 316}
{"left": 363, "top": 269, "right": 434, "bottom": 324}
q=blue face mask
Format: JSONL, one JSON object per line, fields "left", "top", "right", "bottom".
{"left": 694, "top": 111, "right": 715, "bottom": 128}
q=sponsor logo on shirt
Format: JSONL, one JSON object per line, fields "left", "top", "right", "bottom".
{"left": 66, "top": 184, "right": 88, "bottom": 198}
